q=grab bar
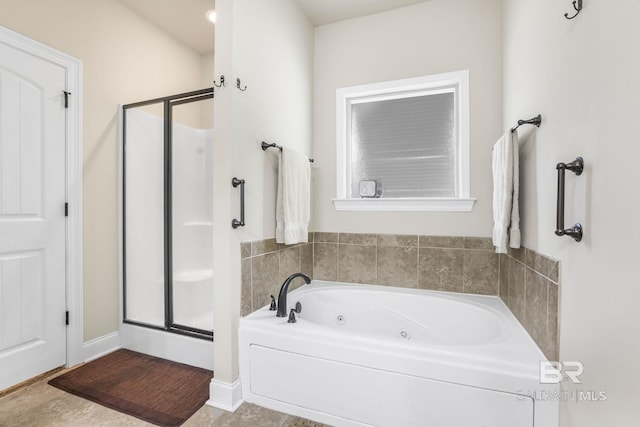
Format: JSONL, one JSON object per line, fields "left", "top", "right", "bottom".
{"left": 232, "top": 177, "right": 245, "bottom": 229}
{"left": 555, "top": 157, "right": 583, "bottom": 242}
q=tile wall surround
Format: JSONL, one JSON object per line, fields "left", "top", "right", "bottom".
{"left": 240, "top": 236, "right": 313, "bottom": 317}
{"left": 313, "top": 233, "right": 500, "bottom": 295}
{"left": 241, "top": 232, "right": 559, "bottom": 361}
{"left": 499, "top": 247, "right": 560, "bottom": 361}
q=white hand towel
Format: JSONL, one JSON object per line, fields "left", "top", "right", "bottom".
{"left": 509, "top": 131, "right": 521, "bottom": 248}
{"left": 492, "top": 131, "right": 514, "bottom": 254}
{"left": 276, "top": 147, "right": 310, "bottom": 245}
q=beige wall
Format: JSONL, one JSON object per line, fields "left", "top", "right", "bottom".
{"left": 0, "top": 0, "right": 209, "bottom": 341}
{"left": 200, "top": 53, "right": 215, "bottom": 128}
{"left": 201, "top": 53, "right": 215, "bottom": 88}
{"left": 312, "top": 0, "right": 502, "bottom": 236}
{"left": 212, "top": 0, "right": 313, "bottom": 383}
{"left": 503, "top": 0, "right": 640, "bottom": 425}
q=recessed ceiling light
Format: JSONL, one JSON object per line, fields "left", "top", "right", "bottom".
{"left": 205, "top": 9, "right": 216, "bottom": 24}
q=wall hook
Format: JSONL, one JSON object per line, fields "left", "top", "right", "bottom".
{"left": 214, "top": 75, "right": 225, "bottom": 88}
{"left": 564, "top": 0, "right": 582, "bottom": 20}
{"left": 236, "top": 78, "right": 247, "bottom": 91}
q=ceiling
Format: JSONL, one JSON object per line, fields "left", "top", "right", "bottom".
{"left": 116, "top": 0, "right": 215, "bottom": 55}
{"left": 115, "top": 0, "right": 432, "bottom": 55}
{"left": 295, "top": 0, "right": 432, "bottom": 27}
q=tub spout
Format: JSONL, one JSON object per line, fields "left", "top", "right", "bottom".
{"left": 276, "top": 273, "right": 311, "bottom": 318}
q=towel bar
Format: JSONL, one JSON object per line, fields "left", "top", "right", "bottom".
{"left": 555, "top": 157, "right": 583, "bottom": 241}
{"left": 261, "top": 141, "right": 314, "bottom": 163}
{"left": 511, "top": 115, "right": 542, "bottom": 133}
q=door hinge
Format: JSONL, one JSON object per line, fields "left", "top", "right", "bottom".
{"left": 65, "top": 311, "right": 69, "bottom": 326}
{"left": 63, "top": 91, "right": 71, "bottom": 109}
{"left": 65, "top": 202, "right": 69, "bottom": 217}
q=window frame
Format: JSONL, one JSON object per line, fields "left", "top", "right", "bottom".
{"left": 334, "top": 70, "right": 475, "bottom": 212}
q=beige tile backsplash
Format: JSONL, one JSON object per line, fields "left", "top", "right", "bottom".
{"left": 500, "top": 247, "right": 560, "bottom": 361}
{"left": 241, "top": 232, "right": 559, "bottom": 361}
{"left": 313, "top": 233, "right": 499, "bottom": 295}
{"left": 240, "top": 236, "right": 313, "bottom": 317}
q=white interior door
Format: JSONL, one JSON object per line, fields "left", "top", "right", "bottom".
{"left": 0, "top": 40, "right": 67, "bottom": 390}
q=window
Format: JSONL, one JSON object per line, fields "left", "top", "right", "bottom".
{"left": 334, "top": 70, "right": 475, "bottom": 212}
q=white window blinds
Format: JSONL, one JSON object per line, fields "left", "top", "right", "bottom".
{"left": 350, "top": 91, "right": 457, "bottom": 199}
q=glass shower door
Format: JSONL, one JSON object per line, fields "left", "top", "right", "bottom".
{"left": 122, "top": 88, "right": 213, "bottom": 340}
{"left": 123, "top": 102, "right": 166, "bottom": 328}
{"left": 170, "top": 96, "right": 214, "bottom": 333}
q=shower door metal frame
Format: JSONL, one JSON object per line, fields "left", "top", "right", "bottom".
{"left": 122, "top": 87, "right": 214, "bottom": 341}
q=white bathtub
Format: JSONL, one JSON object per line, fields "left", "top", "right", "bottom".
{"left": 239, "top": 281, "right": 559, "bottom": 427}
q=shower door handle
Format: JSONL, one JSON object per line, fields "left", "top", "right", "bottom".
{"left": 232, "top": 177, "right": 245, "bottom": 229}
{"left": 555, "top": 157, "right": 583, "bottom": 242}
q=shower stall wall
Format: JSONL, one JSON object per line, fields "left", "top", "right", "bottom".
{"left": 120, "top": 88, "right": 214, "bottom": 370}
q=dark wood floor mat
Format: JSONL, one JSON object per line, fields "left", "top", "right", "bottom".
{"left": 49, "top": 349, "right": 212, "bottom": 427}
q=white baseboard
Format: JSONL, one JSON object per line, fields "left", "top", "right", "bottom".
{"left": 207, "top": 379, "right": 243, "bottom": 412}
{"left": 83, "top": 331, "right": 121, "bottom": 363}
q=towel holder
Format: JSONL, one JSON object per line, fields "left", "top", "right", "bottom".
{"left": 261, "top": 141, "right": 314, "bottom": 163}
{"left": 511, "top": 115, "right": 542, "bottom": 133}
{"left": 555, "top": 157, "right": 583, "bottom": 241}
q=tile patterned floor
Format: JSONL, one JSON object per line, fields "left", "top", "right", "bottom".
{"left": 0, "top": 370, "right": 329, "bottom": 427}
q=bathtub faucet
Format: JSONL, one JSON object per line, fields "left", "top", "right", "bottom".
{"left": 276, "top": 273, "right": 311, "bottom": 318}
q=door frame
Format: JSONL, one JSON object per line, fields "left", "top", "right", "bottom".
{"left": 0, "top": 25, "right": 84, "bottom": 368}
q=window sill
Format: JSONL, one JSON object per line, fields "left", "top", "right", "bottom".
{"left": 332, "top": 198, "right": 476, "bottom": 212}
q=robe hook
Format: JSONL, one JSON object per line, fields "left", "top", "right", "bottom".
{"left": 214, "top": 75, "right": 225, "bottom": 88}
{"left": 236, "top": 78, "right": 248, "bottom": 92}
{"left": 564, "top": 0, "right": 582, "bottom": 20}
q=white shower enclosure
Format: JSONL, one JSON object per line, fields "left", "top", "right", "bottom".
{"left": 120, "top": 88, "right": 214, "bottom": 369}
